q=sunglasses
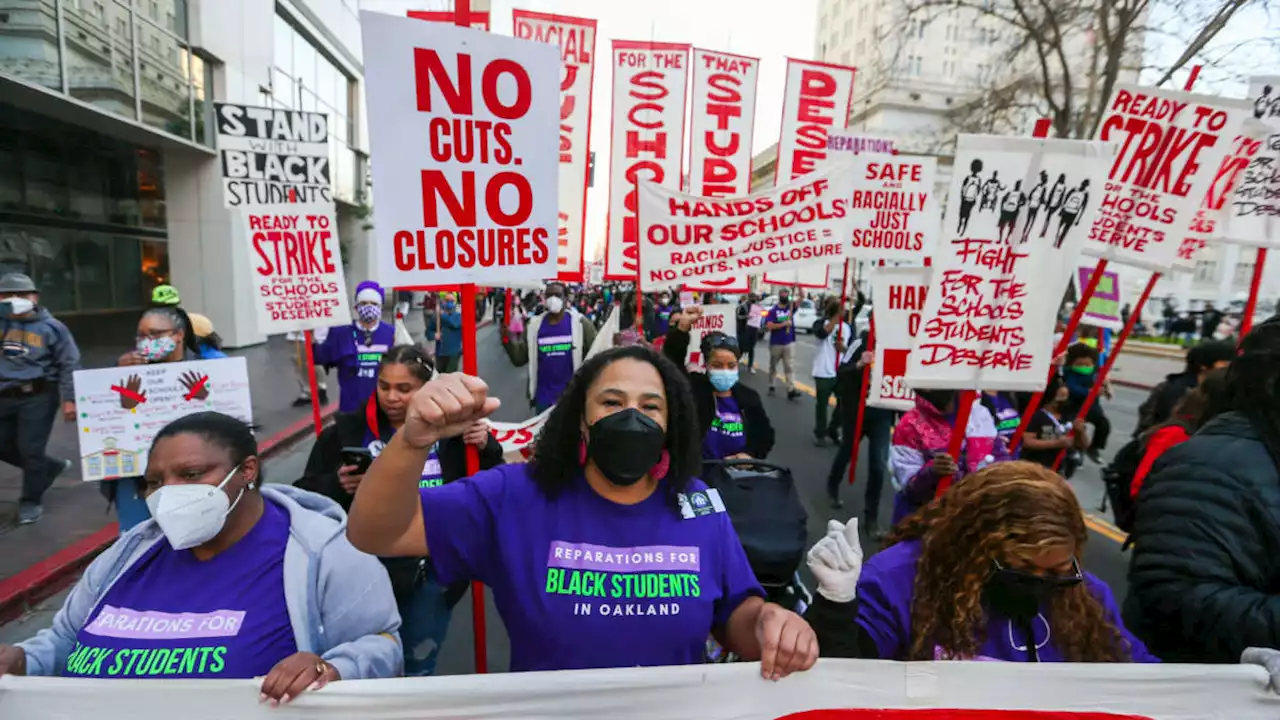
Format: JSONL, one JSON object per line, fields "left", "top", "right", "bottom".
{"left": 992, "top": 557, "right": 1084, "bottom": 587}
{"left": 703, "top": 334, "right": 741, "bottom": 355}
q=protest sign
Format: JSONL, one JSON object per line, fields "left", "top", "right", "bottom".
{"left": 489, "top": 407, "right": 552, "bottom": 462}
{"left": 361, "top": 12, "right": 560, "bottom": 287}
{"left": 1173, "top": 121, "right": 1270, "bottom": 266}
{"left": 214, "top": 103, "right": 330, "bottom": 208}
{"left": 1087, "top": 84, "right": 1253, "bottom": 271}
{"left": 72, "top": 358, "right": 252, "bottom": 482}
{"left": 513, "top": 9, "right": 597, "bottom": 282}
{"left": 682, "top": 304, "right": 737, "bottom": 370}
{"left": 868, "top": 266, "right": 930, "bottom": 411}
{"left": 1076, "top": 265, "right": 1124, "bottom": 330}
{"left": 604, "top": 40, "right": 691, "bottom": 281}
{"left": 587, "top": 262, "right": 605, "bottom": 285}
{"left": 846, "top": 155, "right": 940, "bottom": 262}
{"left": 775, "top": 58, "right": 856, "bottom": 185}
{"left": 682, "top": 48, "right": 759, "bottom": 294}
{"left": 906, "top": 134, "right": 1112, "bottom": 391}
{"left": 1223, "top": 78, "right": 1280, "bottom": 249}
{"left": 636, "top": 159, "right": 856, "bottom": 291}
{"left": 828, "top": 130, "right": 897, "bottom": 156}
{"left": 1, "top": 659, "right": 1272, "bottom": 719}
{"left": 765, "top": 266, "right": 830, "bottom": 288}
{"left": 243, "top": 203, "right": 351, "bottom": 334}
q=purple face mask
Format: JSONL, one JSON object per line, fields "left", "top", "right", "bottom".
{"left": 356, "top": 303, "right": 381, "bottom": 324}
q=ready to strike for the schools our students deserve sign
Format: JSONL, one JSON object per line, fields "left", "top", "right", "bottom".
{"left": 846, "top": 155, "right": 940, "bottom": 263}
{"left": 242, "top": 203, "right": 351, "bottom": 334}
{"left": 636, "top": 159, "right": 857, "bottom": 291}
{"left": 1086, "top": 84, "right": 1253, "bottom": 271}
{"left": 361, "top": 11, "right": 560, "bottom": 287}
{"left": 868, "top": 266, "right": 930, "bottom": 412}
{"left": 214, "top": 103, "right": 331, "bottom": 208}
{"left": 906, "top": 134, "right": 1112, "bottom": 392}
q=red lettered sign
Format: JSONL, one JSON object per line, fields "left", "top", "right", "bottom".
{"left": 244, "top": 203, "right": 351, "bottom": 333}
{"left": 868, "top": 266, "right": 930, "bottom": 412}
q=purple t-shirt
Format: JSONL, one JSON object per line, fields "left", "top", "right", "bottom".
{"left": 655, "top": 304, "right": 676, "bottom": 335}
{"left": 986, "top": 393, "right": 1021, "bottom": 449}
{"left": 420, "top": 463, "right": 764, "bottom": 671}
{"left": 534, "top": 313, "right": 575, "bottom": 409}
{"left": 64, "top": 500, "right": 297, "bottom": 679}
{"left": 364, "top": 430, "right": 443, "bottom": 489}
{"left": 855, "top": 540, "right": 1159, "bottom": 662}
{"left": 702, "top": 396, "right": 747, "bottom": 460}
{"left": 765, "top": 305, "right": 796, "bottom": 346}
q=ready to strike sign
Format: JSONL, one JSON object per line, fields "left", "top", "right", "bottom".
{"left": 361, "top": 11, "right": 560, "bottom": 286}
{"left": 637, "top": 160, "right": 856, "bottom": 291}
{"left": 906, "top": 134, "right": 1111, "bottom": 392}
{"left": 1086, "top": 85, "right": 1252, "bottom": 271}
{"left": 244, "top": 203, "right": 351, "bottom": 334}
{"left": 214, "top": 103, "right": 331, "bottom": 208}
{"left": 847, "top": 156, "right": 940, "bottom": 262}
{"left": 868, "top": 266, "right": 930, "bottom": 412}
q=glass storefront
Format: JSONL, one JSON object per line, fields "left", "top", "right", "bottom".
{"left": 0, "top": 101, "right": 168, "bottom": 315}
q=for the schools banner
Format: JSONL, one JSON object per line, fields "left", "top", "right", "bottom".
{"left": 604, "top": 40, "right": 691, "bottom": 281}
{"left": 73, "top": 359, "right": 252, "bottom": 482}
{"left": 1, "top": 659, "right": 1273, "bottom": 719}
{"left": 636, "top": 159, "right": 856, "bottom": 291}
{"left": 214, "top": 103, "right": 331, "bottom": 208}
{"left": 683, "top": 48, "right": 760, "bottom": 294}
{"left": 362, "top": 12, "right": 560, "bottom": 287}
{"left": 906, "top": 134, "right": 1112, "bottom": 392}
{"left": 513, "top": 9, "right": 597, "bottom": 282}
{"left": 868, "top": 266, "right": 930, "bottom": 412}
{"left": 846, "top": 155, "right": 940, "bottom": 262}
{"left": 243, "top": 203, "right": 351, "bottom": 334}
{"left": 1087, "top": 84, "right": 1253, "bottom": 271}
{"left": 1223, "top": 77, "right": 1280, "bottom": 249}
{"left": 1076, "top": 265, "right": 1125, "bottom": 330}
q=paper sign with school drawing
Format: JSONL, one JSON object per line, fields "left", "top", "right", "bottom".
{"left": 73, "top": 359, "right": 253, "bottom": 482}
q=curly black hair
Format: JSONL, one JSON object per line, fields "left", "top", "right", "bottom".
{"left": 529, "top": 344, "right": 700, "bottom": 511}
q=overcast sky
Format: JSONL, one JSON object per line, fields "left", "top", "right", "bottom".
{"left": 358, "top": 0, "right": 819, "bottom": 262}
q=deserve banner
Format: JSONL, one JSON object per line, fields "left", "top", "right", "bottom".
{"left": 1, "top": 659, "right": 1272, "bottom": 719}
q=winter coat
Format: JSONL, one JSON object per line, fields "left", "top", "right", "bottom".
{"left": 889, "top": 394, "right": 1002, "bottom": 523}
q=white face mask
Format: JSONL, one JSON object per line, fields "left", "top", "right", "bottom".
{"left": 145, "top": 465, "right": 246, "bottom": 550}
{"left": 545, "top": 296, "right": 564, "bottom": 313}
{"left": 2, "top": 297, "right": 34, "bottom": 317}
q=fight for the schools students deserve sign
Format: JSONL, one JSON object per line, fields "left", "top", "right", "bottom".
{"left": 868, "top": 266, "right": 930, "bottom": 412}
{"left": 512, "top": 9, "right": 597, "bottom": 283}
{"left": 214, "top": 103, "right": 331, "bottom": 208}
{"left": 362, "top": 11, "right": 560, "bottom": 286}
{"left": 846, "top": 156, "right": 940, "bottom": 263}
{"left": 1086, "top": 84, "right": 1253, "bottom": 271}
{"left": 906, "top": 134, "right": 1112, "bottom": 392}
{"left": 636, "top": 159, "right": 857, "bottom": 291}
{"left": 1222, "top": 77, "right": 1280, "bottom": 249}
{"left": 604, "top": 40, "right": 690, "bottom": 281}
{"left": 242, "top": 203, "right": 352, "bottom": 334}
{"left": 72, "top": 359, "right": 253, "bottom": 482}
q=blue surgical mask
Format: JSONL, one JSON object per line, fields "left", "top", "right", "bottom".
{"left": 708, "top": 369, "right": 739, "bottom": 392}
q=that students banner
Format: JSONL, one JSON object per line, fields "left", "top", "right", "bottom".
{"left": 513, "top": 9, "right": 597, "bottom": 282}
{"left": 906, "top": 134, "right": 1112, "bottom": 392}
{"left": 636, "top": 160, "right": 857, "bottom": 291}
{"left": 869, "top": 266, "right": 930, "bottom": 412}
{"left": 1, "top": 660, "right": 1272, "bottom": 719}
{"left": 684, "top": 49, "right": 760, "bottom": 294}
{"left": 242, "top": 203, "right": 351, "bottom": 334}
{"left": 213, "top": 103, "right": 331, "bottom": 208}
{"left": 1087, "top": 84, "right": 1253, "bottom": 271}
{"left": 604, "top": 41, "right": 691, "bottom": 281}
{"left": 362, "top": 12, "right": 560, "bottom": 287}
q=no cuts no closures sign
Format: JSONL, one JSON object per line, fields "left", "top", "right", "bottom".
{"left": 362, "top": 11, "right": 560, "bottom": 286}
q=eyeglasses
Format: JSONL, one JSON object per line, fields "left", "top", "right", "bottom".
{"left": 992, "top": 557, "right": 1083, "bottom": 587}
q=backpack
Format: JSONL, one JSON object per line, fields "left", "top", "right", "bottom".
{"left": 702, "top": 460, "right": 808, "bottom": 587}
{"left": 962, "top": 177, "right": 980, "bottom": 202}
{"left": 1102, "top": 437, "right": 1144, "bottom": 534}
{"left": 1063, "top": 189, "right": 1085, "bottom": 213}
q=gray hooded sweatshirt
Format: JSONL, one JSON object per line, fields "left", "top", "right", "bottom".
{"left": 0, "top": 307, "right": 81, "bottom": 398}
{"left": 17, "top": 485, "right": 403, "bottom": 680}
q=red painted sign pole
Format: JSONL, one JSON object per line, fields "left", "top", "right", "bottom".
{"left": 1240, "top": 249, "right": 1268, "bottom": 338}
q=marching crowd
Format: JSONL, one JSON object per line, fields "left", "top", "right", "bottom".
{"left": 1, "top": 277, "right": 1280, "bottom": 704}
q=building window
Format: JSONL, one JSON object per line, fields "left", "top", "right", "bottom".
{"left": 272, "top": 12, "right": 355, "bottom": 145}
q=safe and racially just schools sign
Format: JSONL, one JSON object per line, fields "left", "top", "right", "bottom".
{"left": 846, "top": 156, "right": 940, "bottom": 263}
{"left": 242, "top": 203, "right": 351, "bottom": 334}
{"left": 72, "top": 359, "right": 253, "bottom": 482}
{"left": 362, "top": 11, "right": 560, "bottom": 287}
{"left": 214, "top": 103, "right": 331, "bottom": 208}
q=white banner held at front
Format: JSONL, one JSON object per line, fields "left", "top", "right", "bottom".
{"left": 604, "top": 40, "right": 691, "bottom": 281}
{"left": 906, "top": 134, "right": 1112, "bottom": 392}
{"left": 847, "top": 155, "right": 940, "bottom": 262}
{"left": 637, "top": 160, "right": 856, "bottom": 291}
{"left": 513, "top": 9, "right": 597, "bottom": 282}
{"left": 243, "top": 203, "right": 351, "bottom": 334}
{"left": 868, "top": 266, "right": 930, "bottom": 412}
{"left": 214, "top": 103, "right": 331, "bottom": 208}
{"left": 362, "top": 12, "right": 560, "bottom": 286}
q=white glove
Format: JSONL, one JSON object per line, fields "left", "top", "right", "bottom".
{"left": 805, "top": 518, "right": 863, "bottom": 604}
{"left": 1242, "top": 647, "right": 1280, "bottom": 693}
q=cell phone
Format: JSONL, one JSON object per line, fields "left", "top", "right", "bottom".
{"left": 340, "top": 447, "right": 374, "bottom": 474}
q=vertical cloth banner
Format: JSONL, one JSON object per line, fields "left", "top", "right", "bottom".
{"left": 1224, "top": 77, "right": 1280, "bottom": 248}
{"left": 906, "top": 134, "right": 1112, "bottom": 391}
{"left": 1086, "top": 84, "right": 1253, "bottom": 271}
{"left": 847, "top": 155, "right": 940, "bottom": 262}
{"left": 604, "top": 40, "right": 691, "bottom": 280}
{"left": 683, "top": 48, "right": 760, "bottom": 294}
{"left": 1075, "top": 265, "right": 1124, "bottom": 330}
{"left": 868, "top": 266, "right": 930, "bottom": 411}
{"left": 361, "top": 12, "right": 560, "bottom": 286}
{"left": 513, "top": 9, "right": 597, "bottom": 282}
{"left": 243, "top": 203, "right": 351, "bottom": 333}
{"left": 213, "top": 103, "right": 331, "bottom": 208}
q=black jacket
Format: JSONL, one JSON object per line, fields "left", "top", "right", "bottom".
{"left": 1123, "top": 412, "right": 1280, "bottom": 662}
{"left": 1134, "top": 371, "right": 1199, "bottom": 437}
{"left": 663, "top": 327, "right": 775, "bottom": 459}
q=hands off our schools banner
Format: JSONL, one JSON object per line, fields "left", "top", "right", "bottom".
{"left": 1, "top": 659, "right": 1273, "bottom": 719}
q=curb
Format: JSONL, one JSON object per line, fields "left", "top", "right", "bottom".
{"left": 0, "top": 403, "right": 339, "bottom": 626}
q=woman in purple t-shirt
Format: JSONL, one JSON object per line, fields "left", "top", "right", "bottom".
{"left": 348, "top": 345, "right": 818, "bottom": 677}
